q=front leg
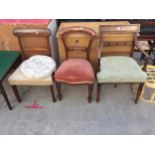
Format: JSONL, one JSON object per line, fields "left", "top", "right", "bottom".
{"left": 56, "top": 82, "right": 62, "bottom": 101}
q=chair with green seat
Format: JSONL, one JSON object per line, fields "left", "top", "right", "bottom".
{"left": 96, "top": 24, "right": 151, "bottom": 103}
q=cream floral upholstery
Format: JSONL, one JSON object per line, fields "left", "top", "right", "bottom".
{"left": 97, "top": 56, "right": 147, "bottom": 83}
{"left": 8, "top": 65, "right": 53, "bottom": 86}
{"left": 8, "top": 55, "right": 56, "bottom": 86}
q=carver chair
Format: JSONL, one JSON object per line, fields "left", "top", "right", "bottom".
{"left": 54, "top": 26, "right": 96, "bottom": 103}
{"left": 96, "top": 24, "right": 151, "bottom": 104}
{"left": 8, "top": 28, "right": 56, "bottom": 103}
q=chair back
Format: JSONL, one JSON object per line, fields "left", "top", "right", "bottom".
{"left": 13, "top": 28, "right": 52, "bottom": 59}
{"left": 99, "top": 24, "right": 140, "bottom": 57}
{"left": 59, "top": 26, "right": 96, "bottom": 60}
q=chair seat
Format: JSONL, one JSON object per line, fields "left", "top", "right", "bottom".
{"left": 97, "top": 56, "right": 147, "bottom": 83}
{"left": 54, "top": 58, "right": 94, "bottom": 84}
{"left": 8, "top": 65, "right": 53, "bottom": 86}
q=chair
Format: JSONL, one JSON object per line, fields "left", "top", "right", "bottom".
{"left": 96, "top": 24, "right": 151, "bottom": 103}
{"left": 8, "top": 28, "right": 56, "bottom": 103}
{"left": 54, "top": 26, "right": 96, "bottom": 103}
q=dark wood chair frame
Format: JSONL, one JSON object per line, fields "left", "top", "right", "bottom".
{"left": 96, "top": 25, "right": 152, "bottom": 104}
{"left": 11, "top": 28, "right": 56, "bottom": 103}
{"left": 55, "top": 26, "right": 96, "bottom": 103}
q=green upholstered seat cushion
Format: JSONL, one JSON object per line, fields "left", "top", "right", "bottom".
{"left": 0, "top": 51, "right": 20, "bottom": 81}
{"left": 97, "top": 56, "right": 147, "bottom": 83}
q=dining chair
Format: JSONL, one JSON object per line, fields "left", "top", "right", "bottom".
{"left": 54, "top": 26, "right": 96, "bottom": 103}
{"left": 8, "top": 28, "right": 56, "bottom": 103}
{"left": 96, "top": 24, "right": 152, "bottom": 103}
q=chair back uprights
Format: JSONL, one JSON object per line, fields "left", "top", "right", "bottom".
{"left": 13, "top": 28, "right": 52, "bottom": 60}
{"left": 59, "top": 26, "right": 96, "bottom": 60}
{"left": 99, "top": 24, "right": 140, "bottom": 57}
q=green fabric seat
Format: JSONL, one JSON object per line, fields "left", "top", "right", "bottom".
{"left": 97, "top": 56, "right": 147, "bottom": 83}
{"left": 0, "top": 51, "right": 20, "bottom": 81}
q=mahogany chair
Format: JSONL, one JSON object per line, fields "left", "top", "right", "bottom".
{"left": 8, "top": 28, "right": 56, "bottom": 103}
{"left": 96, "top": 24, "right": 152, "bottom": 103}
{"left": 54, "top": 26, "right": 96, "bottom": 103}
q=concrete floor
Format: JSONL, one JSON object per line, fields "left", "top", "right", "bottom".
{"left": 1, "top": 78, "right": 155, "bottom": 135}
{"left": 0, "top": 53, "right": 155, "bottom": 135}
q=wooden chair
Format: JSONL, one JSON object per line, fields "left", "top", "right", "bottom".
{"left": 96, "top": 24, "right": 151, "bottom": 103}
{"left": 8, "top": 28, "right": 56, "bottom": 103}
{"left": 54, "top": 26, "right": 96, "bottom": 103}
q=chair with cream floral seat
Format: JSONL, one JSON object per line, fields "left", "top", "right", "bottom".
{"left": 8, "top": 28, "right": 56, "bottom": 103}
{"left": 54, "top": 26, "right": 96, "bottom": 103}
{"left": 96, "top": 24, "right": 152, "bottom": 103}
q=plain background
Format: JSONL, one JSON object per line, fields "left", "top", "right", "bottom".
{"left": 0, "top": 0, "right": 155, "bottom": 154}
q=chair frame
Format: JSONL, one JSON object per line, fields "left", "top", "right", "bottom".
{"left": 96, "top": 24, "right": 152, "bottom": 103}
{"left": 10, "top": 28, "right": 56, "bottom": 103}
{"left": 55, "top": 26, "right": 96, "bottom": 103}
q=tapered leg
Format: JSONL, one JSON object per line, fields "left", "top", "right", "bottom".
{"left": 11, "top": 85, "right": 22, "bottom": 103}
{"left": 49, "top": 85, "right": 56, "bottom": 102}
{"left": 135, "top": 83, "right": 144, "bottom": 104}
{"left": 56, "top": 82, "right": 62, "bottom": 101}
{"left": 96, "top": 83, "right": 101, "bottom": 103}
{"left": 88, "top": 84, "right": 93, "bottom": 103}
{"left": 0, "top": 83, "right": 12, "bottom": 110}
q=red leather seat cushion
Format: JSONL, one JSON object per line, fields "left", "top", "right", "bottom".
{"left": 54, "top": 58, "right": 94, "bottom": 84}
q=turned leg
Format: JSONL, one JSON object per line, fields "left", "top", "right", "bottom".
{"left": 56, "top": 82, "right": 62, "bottom": 101}
{"left": 49, "top": 85, "right": 56, "bottom": 102}
{"left": 0, "top": 83, "right": 12, "bottom": 110}
{"left": 96, "top": 83, "right": 101, "bottom": 103}
{"left": 11, "top": 85, "right": 22, "bottom": 103}
{"left": 88, "top": 84, "right": 93, "bottom": 103}
{"left": 135, "top": 83, "right": 144, "bottom": 104}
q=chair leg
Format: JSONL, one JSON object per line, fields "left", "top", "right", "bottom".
{"left": 49, "top": 86, "right": 56, "bottom": 102}
{"left": 96, "top": 83, "right": 101, "bottom": 103}
{"left": 135, "top": 83, "right": 144, "bottom": 104}
{"left": 114, "top": 84, "right": 117, "bottom": 88}
{"left": 0, "top": 83, "right": 12, "bottom": 110}
{"left": 88, "top": 84, "right": 93, "bottom": 103}
{"left": 11, "top": 85, "right": 22, "bottom": 103}
{"left": 56, "top": 82, "right": 62, "bottom": 101}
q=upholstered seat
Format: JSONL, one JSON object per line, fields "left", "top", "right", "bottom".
{"left": 97, "top": 56, "right": 147, "bottom": 83}
{"left": 7, "top": 28, "right": 56, "bottom": 103}
{"left": 54, "top": 58, "right": 94, "bottom": 84}
{"left": 8, "top": 65, "right": 53, "bottom": 86}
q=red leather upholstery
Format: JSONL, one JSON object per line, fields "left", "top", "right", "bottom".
{"left": 54, "top": 58, "right": 94, "bottom": 84}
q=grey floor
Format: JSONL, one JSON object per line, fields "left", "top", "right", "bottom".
{"left": 1, "top": 53, "right": 155, "bottom": 135}
{"left": 0, "top": 78, "right": 155, "bottom": 135}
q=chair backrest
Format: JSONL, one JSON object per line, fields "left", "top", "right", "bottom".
{"left": 59, "top": 26, "right": 96, "bottom": 60}
{"left": 99, "top": 24, "right": 140, "bottom": 57}
{"left": 13, "top": 28, "right": 52, "bottom": 60}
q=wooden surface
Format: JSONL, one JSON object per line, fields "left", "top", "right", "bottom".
{"left": 0, "top": 20, "right": 50, "bottom": 51}
{"left": 99, "top": 24, "right": 140, "bottom": 57}
{"left": 56, "top": 21, "right": 129, "bottom": 69}
{"left": 13, "top": 28, "right": 52, "bottom": 59}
